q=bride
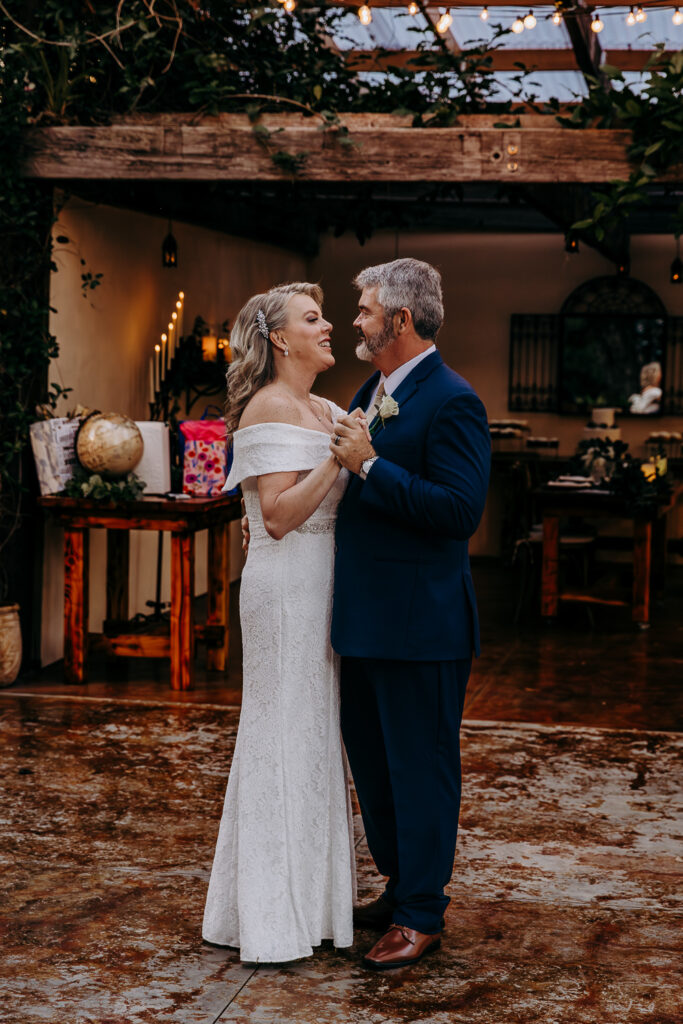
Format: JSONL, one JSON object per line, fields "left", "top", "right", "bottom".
{"left": 202, "top": 282, "right": 359, "bottom": 963}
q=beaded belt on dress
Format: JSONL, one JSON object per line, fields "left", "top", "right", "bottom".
{"left": 295, "top": 519, "right": 336, "bottom": 535}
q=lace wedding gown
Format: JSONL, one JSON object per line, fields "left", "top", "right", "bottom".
{"left": 202, "top": 402, "right": 356, "bottom": 963}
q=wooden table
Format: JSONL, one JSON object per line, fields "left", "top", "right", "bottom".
{"left": 537, "top": 484, "right": 683, "bottom": 628}
{"left": 39, "top": 494, "right": 241, "bottom": 689}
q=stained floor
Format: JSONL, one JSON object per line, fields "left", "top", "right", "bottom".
{"left": 1, "top": 563, "right": 682, "bottom": 1024}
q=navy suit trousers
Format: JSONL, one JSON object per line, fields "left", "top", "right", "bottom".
{"left": 340, "top": 656, "right": 471, "bottom": 935}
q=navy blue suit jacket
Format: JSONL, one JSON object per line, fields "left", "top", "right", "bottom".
{"left": 331, "top": 351, "right": 490, "bottom": 661}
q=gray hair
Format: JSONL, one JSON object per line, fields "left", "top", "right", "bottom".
{"left": 354, "top": 258, "right": 444, "bottom": 341}
{"left": 225, "top": 282, "right": 323, "bottom": 435}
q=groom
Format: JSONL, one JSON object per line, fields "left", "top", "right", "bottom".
{"left": 331, "top": 258, "right": 490, "bottom": 969}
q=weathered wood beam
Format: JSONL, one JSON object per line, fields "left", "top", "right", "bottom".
{"left": 22, "top": 114, "right": 683, "bottom": 184}
{"left": 562, "top": 1, "right": 605, "bottom": 85}
{"left": 421, "top": 4, "right": 461, "bottom": 56}
{"left": 347, "top": 48, "right": 672, "bottom": 73}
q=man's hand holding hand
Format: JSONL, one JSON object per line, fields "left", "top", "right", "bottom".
{"left": 331, "top": 414, "right": 376, "bottom": 475}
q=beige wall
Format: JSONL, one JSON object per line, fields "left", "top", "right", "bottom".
{"left": 311, "top": 231, "right": 683, "bottom": 556}
{"left": 42, "top": 197, "right": 306, "bottom": 665}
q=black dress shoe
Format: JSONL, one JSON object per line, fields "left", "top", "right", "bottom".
{"left": 353, "top": 894, "right": 394, "bottom": 930}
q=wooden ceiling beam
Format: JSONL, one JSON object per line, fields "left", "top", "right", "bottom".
{"left": 21, "top": 114, "right": 683, "bottom": 184}
{"left": 562, "top": 1, "right": 605, "bottom": 85}
{"left": 346, "top": 47, "right": 672, "bottom": 72}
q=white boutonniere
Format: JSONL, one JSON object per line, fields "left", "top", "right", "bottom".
{"left": 378, "top": 394, "right": 399, "bottom": 423}
{"left": 369, "top": 394, "right": 399, "bottom": 436}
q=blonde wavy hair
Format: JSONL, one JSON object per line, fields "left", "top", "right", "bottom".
{"left": 225, "top": 282, "right": 324, "bottom": 436}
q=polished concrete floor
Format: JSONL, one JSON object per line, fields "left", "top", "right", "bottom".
{"left": 2, "top": 563, "right": 682, "bottom": 1023}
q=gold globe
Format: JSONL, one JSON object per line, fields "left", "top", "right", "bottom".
{"left": 76, "top": 413, "right": 144, "bottom": 478}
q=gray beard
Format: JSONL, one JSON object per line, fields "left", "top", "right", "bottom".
{"left": 355, "top": 320, "right": 395, "bottom": 363}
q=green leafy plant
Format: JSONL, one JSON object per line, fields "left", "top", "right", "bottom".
{"left": 63, "top": 467, "right": 146, "bottom": 503}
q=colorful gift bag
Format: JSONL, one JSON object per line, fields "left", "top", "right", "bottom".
{"left": 179, "top": 418, "right": 228, "bottom": 496}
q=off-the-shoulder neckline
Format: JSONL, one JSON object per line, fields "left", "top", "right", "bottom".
{"left": 234, "top": 422, "right": 334, "bottom": 438}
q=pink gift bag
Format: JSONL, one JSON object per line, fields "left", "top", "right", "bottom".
{"left": 179, "top": 419, "right": 227, "bottom": 496}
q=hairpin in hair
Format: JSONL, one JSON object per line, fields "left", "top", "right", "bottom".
{"left": 255, "top": 309, "right": 269, "bottom": 339}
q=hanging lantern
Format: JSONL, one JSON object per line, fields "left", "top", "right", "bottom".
{"left": 671, "top": 238, "right": 682, "bottom": 284}
{"left": 162, "top": 221, "right": 177, "bottom": 268}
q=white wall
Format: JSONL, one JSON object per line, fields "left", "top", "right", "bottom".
{"left": 42, "top": 196, "right": 306, "bottom": 665}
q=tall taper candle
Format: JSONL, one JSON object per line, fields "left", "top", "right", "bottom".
{"left": 154, "top": 344, "right": 161, "bottom": 393}
{"left": 149, "top": 357, "right": 155, "bottom": 403}
{"left": 161, "top": 333, "right": 168, "bottom": 376}
{"left": 168, "top": 323, "right": 175, "bottom": 362}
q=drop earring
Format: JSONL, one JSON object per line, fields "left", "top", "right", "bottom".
{"left": 284, "top": 347, "right": 289, "bottom": 357}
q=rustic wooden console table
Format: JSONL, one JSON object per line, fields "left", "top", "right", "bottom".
{"left": 536, "top": 484, "right": 683, "bottom": 628}
{"left": 39, "top": 494, "right": 241, "bottom": 690}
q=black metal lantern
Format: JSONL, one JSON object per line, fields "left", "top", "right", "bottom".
{"left": 670, "top": 237, "right": 682, "bottom": 285}
{"left": 162, "top": 220, "right": 177, "bottom": 268}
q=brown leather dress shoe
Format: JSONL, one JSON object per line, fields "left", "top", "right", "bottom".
{"left": 352, "top": 894, "right": 394, "bottom": 930}
{"left": 363, "top": 923, "right": 441, "bottom": 969}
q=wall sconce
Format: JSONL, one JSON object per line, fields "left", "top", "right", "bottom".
{"left": 162, "top": 220, "right": 177, "bottom": 268}
{"left": 671, "top": 238, "right": 682, "bottom": 284}
{"left": 565, "top": 234, "right": 579, "bottom": 254}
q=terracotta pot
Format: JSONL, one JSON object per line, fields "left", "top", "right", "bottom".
{"left": 0, "top": 604, "right": 22, "bottom": 687}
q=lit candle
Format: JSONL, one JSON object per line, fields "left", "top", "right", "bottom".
{"left": 161, "top": 332, "right": 168, "bottom": 376}
{"left": 202, "top": 334, "right": 218, "bottom": 361}
{"left": 176, "top": 296, "right": 184, "bottom": 342}
{"left": 168, "top": 322, "right": 174, "bottom": 361}
{"left": 154, "top": 344, "right": 161, "bottom": 392}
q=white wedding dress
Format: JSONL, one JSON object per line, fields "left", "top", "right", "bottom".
{"left": 202, "top": 402, "right": 356, "bottom": 963}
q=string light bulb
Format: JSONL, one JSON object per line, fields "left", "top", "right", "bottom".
{"left": 523, "top": 10, "right": 536, "bottom": 29}
{"left": 436, "top": 11, "right": 453, "bottom": 33}
{"left": 358, "top": 4, "right": 372, "bottom": 25}
{"left": 635, "top": 5, "right": 647, "bottom": 22}
{"left": 674, "top": 6, "right": 683, "bottom": 23}
{"left": 552, "top": 9, "right": 562, "bottom": 25}
{"left": 626, "top": 6, "right": 636, "bottom": 25}
{"left": 408, "top": 2, "right": 419, "bottom": 14}
{"left": 283, "top": 0, "right": 296, "bottom": 11}
{"left": 591, "top": 13, "right": 604, "bottom": 32}
{"left": 179, "top": 291, "right": 184, "bottom": 300}
{"left": 480, "top": 5, "right": 489, "bottom": 20}
{"left": 511, "top": 16, "right": 525, "bottom": 33}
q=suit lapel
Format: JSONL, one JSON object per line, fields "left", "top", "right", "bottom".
{"left": 371, "top": 351, "right": 443, "bottom": 437}
{"left": 349, "top": 371, "right": 381, "bottom": 414}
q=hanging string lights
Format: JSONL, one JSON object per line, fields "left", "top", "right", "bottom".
{"left": 283, "top": 0, "right": 296, "bottom": 11}
{"left": 435, "top": 11, "right": 453, "bottom": 33}
{"left": 635, "top": 5, "right": 647, "bottom": 22}
{"left": 480, "top": 5, "right": 489, "bottom": 20}
{"left": 552, "top": 8, "right": 563, "bottom": 26}
{"left": 626, "top": 6, "right": 637, "bottom": 25}
{"left": 358, "top": 4, "right": 372, "bottom": 25}
{"left": 675, "top": 7, "right": 683, "bottom": 25}
{"left": 591, "top": 13, "right": 604, "bottom": 32}
{"left": 408, "top": 2, "right": 419, "bottom": 14}
{"left": 523, "top": 10, "right": 537, "bottom": 29}
{"left": 511, "top": 15, "right": 525, "bottom": 33}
